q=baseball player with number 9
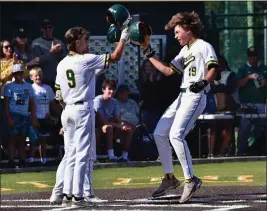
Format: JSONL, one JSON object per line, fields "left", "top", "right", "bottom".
{"left": 54, "top": 24, "right": 129, "bottom": 208}
{"left": 132, "top": 11, "right": 219, "bottom": 203}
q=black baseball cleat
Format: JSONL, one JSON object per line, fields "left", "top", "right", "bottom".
{"left": 152, "top": 176, "right": 180, "bottom": 198}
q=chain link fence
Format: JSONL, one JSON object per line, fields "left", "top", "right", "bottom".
{"left": 205, "top": 10, "right": 267, "bottom": 73}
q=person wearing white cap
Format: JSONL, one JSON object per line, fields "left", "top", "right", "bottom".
{"left": 3, "top": 64, "right": 39, "bottom": 168}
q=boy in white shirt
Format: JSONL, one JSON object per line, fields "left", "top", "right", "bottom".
{"left": 29, "top": 67, "right": 56, "bottom": 165}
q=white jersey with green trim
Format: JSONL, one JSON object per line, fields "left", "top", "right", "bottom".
{"left": 55, "top": 53, "right": 110, "bottom": 105}
{"left": 171, "top": 39, "right": 218, "bottom": 91}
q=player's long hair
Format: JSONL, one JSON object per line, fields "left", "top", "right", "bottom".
{"left": 165, "top": 11, "right": 204, "bottom": 38}
{"left": 64, "top": 26, "right": 89, "bottom": 52}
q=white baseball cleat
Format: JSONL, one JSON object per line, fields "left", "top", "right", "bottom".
{"left": 49, "top": 194, "right": 63, "bottom": 205}
{"left": 179, "top": 176, "right": 202, "bottom": 203}
{"left": 61, "top": 195, "right": 72, "bottom": 207}
{"left": 84, "top": 195, "right": 107, "bottom": 203}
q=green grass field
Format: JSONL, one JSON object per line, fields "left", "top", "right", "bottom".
{"left": 1, "top": 161, "right": 266, "bottom": 194}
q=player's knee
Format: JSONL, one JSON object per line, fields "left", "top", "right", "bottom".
{"left": 153, "top": 132, "right": 164, "bottom": 143}
{"left": 169, "top": 130, "right": 183, "bottom": 143}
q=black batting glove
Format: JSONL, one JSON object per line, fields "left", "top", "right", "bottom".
{"left": 189, "top": 80, "right": 209, "bottom": 93}
{"left": 143, "top": 44, "right": 155, "bottom": 59}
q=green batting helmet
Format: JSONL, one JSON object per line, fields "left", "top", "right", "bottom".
{"left": 106, "top": 4, "right": 131, "bottom": 29}
{"left": 129, "top": 21, "right": 152, "bottom": 49}
{"left": 107, "top": 24, "right": 121, "bottom": 43}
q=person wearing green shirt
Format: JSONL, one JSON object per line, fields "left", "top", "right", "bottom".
{"left": 235, "top": 46, "right": 267, "bottom": 155}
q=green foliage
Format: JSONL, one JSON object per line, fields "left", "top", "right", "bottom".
{"left": 205, "top": 1, "right": 225, "bottom": 15}
{"left": 204, "top": 1, "right": 267, "bottom": 70}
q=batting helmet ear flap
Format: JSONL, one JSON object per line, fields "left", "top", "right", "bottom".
{"left": 107, "top": 24, "right": 121, "bottom": 43}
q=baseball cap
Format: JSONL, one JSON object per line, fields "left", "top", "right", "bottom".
{"left": 12, "top": 64, "right": 24, "bottom": 73}
{"left": 15, "top": 28, "right": 27, "bottom": 38}
{"left": 41, "top": 17, "right": 53, "bottom": 26}
{"left": 247, "top": 46, "right": 258, "bottom": 57}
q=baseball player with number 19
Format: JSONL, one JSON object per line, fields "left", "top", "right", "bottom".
{"left": 54, "top": 25, "right": 129, "bottom": 208}
{"left": 139, "top": 11, "right": 219, "bottom": 203}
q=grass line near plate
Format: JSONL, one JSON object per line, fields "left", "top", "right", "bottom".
{"left": 1, "top": 161, "right": 265, "bottom": 194}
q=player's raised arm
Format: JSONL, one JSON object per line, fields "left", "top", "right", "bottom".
{"left": 129, "top": 22, "right": 180, "bottom": 77}
{"left": 109, "top": 27, "right": 129, "bottom": 63}
{"left": 147, "top": 57, "right": 175, "bottom": 76}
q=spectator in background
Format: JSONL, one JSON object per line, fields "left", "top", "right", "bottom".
{"left": 11, "top": 28, "right": 40, "bottom": 72}
{"left": 115, "top": 84, "right": 139, "bottom": 130}
{"left": 4, "top": 64, "right": 38, "bottom": 168}
{"left": 31, "top": 18, "right": 67, "bottom": 87}
{"left": 235, "top": 46, "right": 267, "bottom": 155}
{"left": 28, "top": 67, "right": 56, "bottom": 165}
{"left": 1, "top": 40, "right": 19, "bottom": 152}
{"left": 209, "top": 56, "right": 239, "bottom": 157}
{"left": 1, "top": 39, "right": 31, "bottom": 89}
{"left": 0, "top": 40, "right": 20, "bottom": 90}
{"left": 94, "top": 79, "right": 133, "bottom": 162}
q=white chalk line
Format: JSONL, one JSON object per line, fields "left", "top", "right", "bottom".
{"left": 0, "top": 203, "right": 250, "bottom": 209}
{"left": 1, "top": 205, "right": 61, "bottom": 208}
{"left": 2, "top": 194, "right": 265, "bottom": 211}
{"left": 220, "top": 200, "right": 246, "bottom": 203}
{"left": 207, "top": 206, "right": 251, "bottom": 211}
{"left": 2, "top": 199, "right": 50, "bottom": 202}
{"left": 253, "top": 200, "right": 267, "bottom": 203}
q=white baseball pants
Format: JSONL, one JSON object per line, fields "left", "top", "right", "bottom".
{"left": 62, "top": 102, "right": 95, "bottom": 197}
{"left": 153, "top": 91, "right": 206, "bottom": 179}
{"left": 51, "top": 155, "right": 95, "bottom": 197}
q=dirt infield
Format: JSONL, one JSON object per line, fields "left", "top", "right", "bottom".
{"left": 1, "top": 186, "right": 266, "bottom": 211}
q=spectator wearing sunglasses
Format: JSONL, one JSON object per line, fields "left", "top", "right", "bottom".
{"left": 31, "top": 18, "right": 67, "bottom": 88}
{"left": 1, "top": 39, "right": 30, "bottom": 92}
{"left": 1, "top": 40, "right": 18, "bottom": 88}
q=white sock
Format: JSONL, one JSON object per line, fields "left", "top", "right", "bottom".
{"left": 122, "top": 151, "right": 128, "bottom": 160}
{"left": 41, "top": 157, "right": 47, "bottom": 164}
{"left": 28, "top": 157, "right": 34, "bottom": 163}
{"left": 107, "top": 149, "right": 114, "bottom": 158}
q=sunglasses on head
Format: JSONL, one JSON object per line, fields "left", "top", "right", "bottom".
{"left": 3, "top": 45, "right": 11, "bottom": 49}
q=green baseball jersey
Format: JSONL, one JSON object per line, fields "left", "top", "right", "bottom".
{"left": 235, "top": 63, "right": 267, "bottom": 104}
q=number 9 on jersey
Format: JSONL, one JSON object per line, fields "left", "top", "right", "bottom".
{"left": 66, "top": 69, "right": 76, "bottom": 88}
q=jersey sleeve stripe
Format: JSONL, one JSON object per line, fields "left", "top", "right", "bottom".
{"left": 206, "top": 60, "right": 219, "bottom": 69}
{"left": 104, "top": 54, "right": 111, "bottom": 69}
{"left": 169, "top": 63, "right": 182, "bottom": 75}
{"left": 55, "top": 83, "right": 61, "bottom": 90}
